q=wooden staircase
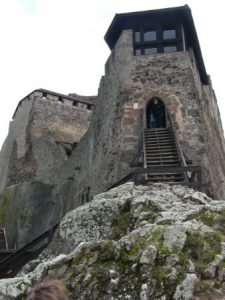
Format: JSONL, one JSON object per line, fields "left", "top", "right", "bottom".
{"left": 144, "top": 128, "right": 185, "bottom": 184}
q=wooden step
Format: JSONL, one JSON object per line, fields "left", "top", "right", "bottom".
{"left": 146, "top": 145, "right": 177, "bottom": 152}
{"left": 146, "top": 162, "right": 180, "bottom": 166}
{"left": 145, "top": 130, "right": 170, "bottom": 134}
{"left": 147, "top": 174, "right": 184, "bottom": 180}
{"left": 146, "top": 163, "right": 181, "bottom": 167}
{"left": 145, "top": 143, "right": 176, "bottom": 148}
{"left": 146, "top": 156, "right": 179, "bottom": 160}
{"left": 147, "top": 180, "right": 185, "bottom": 184}
{"left": 146, "top": 164, "right": 180, "bottom": 167}
{"left": 145, "top": 149, "right": 177, "bottom": 154}
{"left": 145, "top": 134, "right": 171, "bottom": 139}
{"left": 145, "top": 138, "right": 174, "bottom": 142}
{"left": 145, "top": 131, "right": 171, "bottom": 135}
{"left": 145, "top": 143, "right": 176, "bottom": 147}
{"left": 145, "top": 138, "right": 174, "bottom": 143}
{"left": 145, "top": 128, "right": 170, "bottom": 132}
{"left": 147, "top": 177, "right": 184, "bottom": 182}
{"left": 146, "top": 153, "right": 179, "bottom": 158}
{"left": 146, "top": 172, "right": 184, "bottom": 177}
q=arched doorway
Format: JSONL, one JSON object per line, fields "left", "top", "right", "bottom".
{"left": 146, "top": 98, "right": 166, "bottom": 129}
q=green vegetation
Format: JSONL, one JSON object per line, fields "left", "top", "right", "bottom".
{"left": 183, "top": 231, "right": 222, "bottom": 273}
{"left": 157, "top": 219, "right": 173, "bottom": 225}
{"left": 19, "top": 208, "right": 31, "bottom": 226}
{"left": 120, "top": 238, "right": 146, "bottom": 262}
{"left": 198, "top": 211, "right": 215, "bottom": 227}
{"left": 192, "top": 209, "right": 225, "bottom": 233}
{"left": 147, "top": 226, "right": 165, "bottom": 248}
{"left": 111, "top": 200, "right": 131, "bottom": 240}
{"left": 0, "top": 193, "right": 9, "bottom": 224}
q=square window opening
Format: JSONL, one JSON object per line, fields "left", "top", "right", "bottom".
{"left": 135, "top": 49, "right": 142, "bottom": 56}
{"left": 144, "top": 31, "right": 156, "bottom": 42}
{"left": 144, "top": 48, "right": 158, "bottom": 55}
{"left": 135, "top": 32, "right": 141, "bottom": 43}
{"left": 164, "top": 45, "right": 177, "bottom": 53}
{"left": 163, "top": 29, "right": 176, "bottom": 40}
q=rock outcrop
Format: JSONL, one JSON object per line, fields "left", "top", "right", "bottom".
{"left": 1, "top": 183, "right": 225, "bottom": 299}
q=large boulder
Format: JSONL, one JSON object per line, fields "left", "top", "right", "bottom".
{"left": 1, "top": 183, "right": 225, "bottom": 299}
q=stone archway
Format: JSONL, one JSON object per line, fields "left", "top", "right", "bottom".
{"left": 146, "top": 98, "right": 166, "bottom": 129}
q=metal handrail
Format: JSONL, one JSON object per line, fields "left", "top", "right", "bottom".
{"left": 142, "top": 113, "right": 147, "bottom": 179}
{"left": 167, "top": 112, "right": 189, "bottom": 183}
{"left": 0, "top": 223, "right": 59, "bottom": 278}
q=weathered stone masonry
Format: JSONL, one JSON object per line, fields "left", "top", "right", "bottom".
{"left": 62, "top": 27, "right": 225, "bottom": 205}
{"left": 0, "top": 6, "right": 225, "bottom": 249}
{"left": 0, "top": 90, "right": 93, "bottom": 248}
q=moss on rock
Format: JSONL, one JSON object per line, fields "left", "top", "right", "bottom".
{"left": 2, "top": 183, "right": 225, "bottom": 299}
{"left": 183, "top": 231, "right": 222, "bottom": 274}
{"left": 0, "top": 192, "right": 9, "bottom": 224}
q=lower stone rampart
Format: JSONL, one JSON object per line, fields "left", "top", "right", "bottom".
{"left": 0, "top": 96, "right": 92, "bottom": 248}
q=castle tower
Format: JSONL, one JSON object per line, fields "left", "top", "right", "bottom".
{"left": 97, "top": 5, "right": 225, "bottom": 198}
{"left": 63, "top": 5, "right": 225, "bottom": 201}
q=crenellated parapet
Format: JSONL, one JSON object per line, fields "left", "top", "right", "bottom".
{"left": 13, "top": 88, "right": 95, "bottom": 119}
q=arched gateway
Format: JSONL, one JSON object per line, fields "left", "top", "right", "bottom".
{"left": 146, "top": 98, "right": 166, "bottom": 129}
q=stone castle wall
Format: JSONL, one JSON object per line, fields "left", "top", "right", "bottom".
{"left": 0, "top": 96, "right": 92, "bottom": 188}
{"left": 0, "top": 95, "right": 92, "bottom": 248}
{"left": 60, "top": 29, "right": 225, "bottom": 204}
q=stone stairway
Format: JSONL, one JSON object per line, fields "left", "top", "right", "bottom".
{"left": 144, "top": 128, "right": 185, "bottom": 184}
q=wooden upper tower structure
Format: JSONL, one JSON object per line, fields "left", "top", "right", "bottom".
{"left": 105, "top": 5, "right": 208, "bottom": 84}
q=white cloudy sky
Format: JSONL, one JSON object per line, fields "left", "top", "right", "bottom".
{"left": 0, "top": 0, "right": 224, "bottom": 148}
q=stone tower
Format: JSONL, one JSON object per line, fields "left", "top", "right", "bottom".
{"left": 65, "top": 5, "right": 225, "bottom": 201}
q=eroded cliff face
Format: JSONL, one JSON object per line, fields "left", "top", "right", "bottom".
{"left": 1, "top": 183, "right": 225, "bottom": 300}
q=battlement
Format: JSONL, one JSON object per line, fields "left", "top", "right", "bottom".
{"left": 13, "top": 88, "right": 95, "bottom": 119}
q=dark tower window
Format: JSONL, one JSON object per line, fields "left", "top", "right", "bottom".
{"left": 135, "top": 48, "right": 142, "bottom": 56}
{"left": 164, "top": 45, "right": 177, "bottom": 53}
{"left": 163, "top": 29, "right": 176, "bottom": 39}
{"left": 144, "top": 48, "right": 158, "bottom": 55}
{"left": 134, "top": 31, "right": 141, "bottom": 42}
{"left": 146, "top": 98, "right": 166, "bottom": 129}
{"left": 133, "top": 25, "right": 182, "bottom": 56}
{"left": 144, "top": 30, "right": 156, "bottom": 41}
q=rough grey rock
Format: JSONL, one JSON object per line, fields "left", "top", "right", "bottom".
{"left": 1, "top": 183, "right": 225, "bottom": 299}
{"left": 139, "top": 245, "right": 157, "bottom": 265}
{"left": 202, "top": 254, "right": 224, "bottom": 279}
{"left": 173, "top": 273, "right": 199, "bottom": 300}
{"left": 163, "top": 225, "right": 187, "bottom": 253}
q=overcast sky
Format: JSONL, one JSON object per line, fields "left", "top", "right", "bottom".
{"left": 0, "top": 0, "right": 224, "bottom": 148}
